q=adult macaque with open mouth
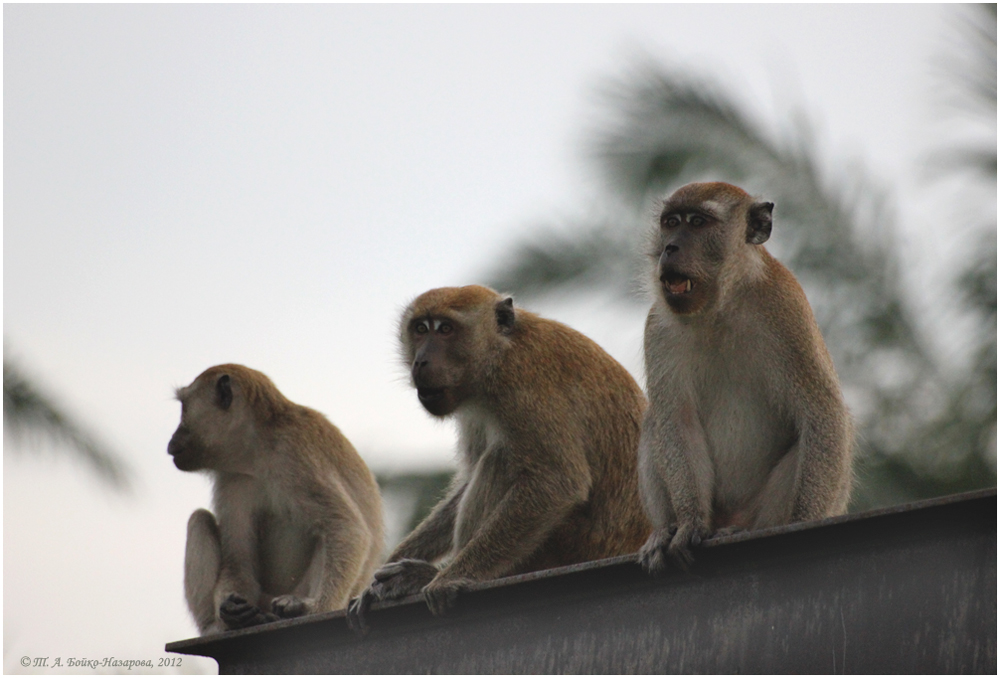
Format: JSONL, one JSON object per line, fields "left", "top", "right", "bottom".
{"left": 638, "top": 182, "right": 853, "bottom": 574}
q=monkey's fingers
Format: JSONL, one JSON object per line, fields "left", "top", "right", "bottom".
{"left": 667, "top": 524, "right": 705, "bottom": 571}
{"left": 346, "top": 588, "right": 375, "bottom": 636}
{"left": 711, "top": 525, "right": 747, "bottom": 538}
{"left": 372, "top": 558, "right": 438, "bottom": 583}
{"left": 220, "top": 595, "right": 275, "bottom": 629}
{"left": 422, "top": 578, "right": 471, "bottom": 617}
{"left": 371, "top": 561, "right": 408, "bottom": 581}
{"left": 639, "top": 546, "right": 667, "bottom": 576}
{"left": 271, "top": 594, "right": 308, "bottom": 619}
{"left": 638, "top": 526, "right": 675, "bottom": 576}
{"left": 370, "top": 559, "right": 439, "bottom": 600}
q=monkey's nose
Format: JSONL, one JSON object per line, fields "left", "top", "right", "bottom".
{"left": 664, "top": 244, "right": 679, "bottom": 255}
{"left": 412, "top": 360, "right": 429, "bottom": 378}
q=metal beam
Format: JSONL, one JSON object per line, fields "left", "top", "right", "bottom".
{"left": 166, "top": 488, "right": 996, "bottom": 674}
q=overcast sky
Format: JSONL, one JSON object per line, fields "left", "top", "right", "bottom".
{"left": 3, "top": 4, "right": 974, "bottom": 674}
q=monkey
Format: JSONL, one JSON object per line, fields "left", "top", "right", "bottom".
{"left": 347, "top": 285, "right": 651, "bottom": 630}
{"left": 168, "top": 363, "right": 384, "bottom": 635}
{"left": 636, "top": 182, "right": 854, "bottom": 574}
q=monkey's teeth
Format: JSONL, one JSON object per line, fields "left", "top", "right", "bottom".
{"left": 667, "top": 278, "right": 692, "bottom": 295}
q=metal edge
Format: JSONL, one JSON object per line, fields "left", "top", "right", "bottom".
{"left": 165, "top": 487, "right": 997, "bottom": 655}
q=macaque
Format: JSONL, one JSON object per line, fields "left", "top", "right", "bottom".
{"left": 638, "top": 182, "right": 853, "bottom": 573}
{"left": 169, "top": 363, "right": 383, "bottom": 634}
{"left": 348, "top": 285, "right": 650, "bottom": 629}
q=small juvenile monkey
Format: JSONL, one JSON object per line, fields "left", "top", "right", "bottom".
{"left": 638, "top": 182, "right": 853, "bottom": 573}
{"left": 348, "top": 285, "right": 650, "bottom": 629}
{"left": 169, "top": 364, "right": 384, "bottom": 635}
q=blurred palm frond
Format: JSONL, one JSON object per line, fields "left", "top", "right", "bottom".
{"left": 4, "top": 351, "right": 131, "bottom": 491}
{"left": 484, "top": 4, "right": 996, "bottom": 510}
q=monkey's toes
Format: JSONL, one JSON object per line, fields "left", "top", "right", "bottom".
{"left": 220, "top": 595, "right": 274, "bottom": 629}
{"left": 712, "top": 525, "right": 747, "bottom": 538}
{"left": 371, "top": 559, "right": 439, "bottom": 600}
{"left": 666, "top": 525, "right": 705, "bottom": 570}
{"left": 271, "top": 595, "right": 308, "bottom": 619}
{"left": 423, "top": 579, "right": 468, "bottom": 617}
{"left": 638, "top": 527, "right": 675, "bottom": 576}
{"left": 638, "top": 548, "right": 667, "bottom": 576}
{"left": 346, "top": 591, "right": 373, "bottom": 636}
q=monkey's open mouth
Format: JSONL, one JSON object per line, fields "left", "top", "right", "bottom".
{"left": 663, "top": 274, "right": 694, "bottom": 296}
{"left": 417, "top": 387, "right": 446, "bottom": 403}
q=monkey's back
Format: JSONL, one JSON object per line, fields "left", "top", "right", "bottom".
{"left": 282, "top": 405, "right": 385, "bottom": 556}
{"left": 502, "top": 313, "right": 652, "bottom": 570}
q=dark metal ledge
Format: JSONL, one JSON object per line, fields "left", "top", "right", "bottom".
{"left": 167, "top": 488, "right": 997, "bottom": 674}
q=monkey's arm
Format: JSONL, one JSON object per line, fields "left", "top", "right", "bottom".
{"left": 787, "top": 380, "right": 853, "bottom": 522}
{"left": 212, "top": 480, "right": 275, "bottom": 629}
{"left": 387, "top": 482, "right": 465, "bottom": 563}
{"left": 422, "top": 454, "right": 590, "bottom": 615}
{"left": 346, "top": 482, "right": 466, "bottom": 633}
{"left": 272, "top": 492, "right": 376, "bottom": 619}
{"left": 638, "top": 400, "right": 713, "bottom": 572}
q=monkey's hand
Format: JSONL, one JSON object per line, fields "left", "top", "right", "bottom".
{"left": 422, "top": 576, "right": 475, "bottom": 617}
{"left": 639, "top": 523, "right": 706, "bottom": 575}
{"left": 346, "top": 559, "right": 439, "bottom": 635}
{"left": 219, "top": 593, "right": 279, "bottom": 630}
{"left": 666, "top": 522, "right": 706, "bottom": 570}
{"left": 271, "top": 594, "right": 310, "bottom": 619}
{"left": 638, "top": 526, "right": 676, "bottom": 576}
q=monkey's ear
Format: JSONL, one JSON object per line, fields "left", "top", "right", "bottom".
{"left": 496, "top": 297, "right": 515, "bottom": 332}
{"left": 216, "top": 375, "right": 233, "bottom": 410}
{"left": 747, "top": 201, "right": 774, "bottom": 245}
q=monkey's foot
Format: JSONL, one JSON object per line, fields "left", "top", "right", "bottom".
{"left": 346, "top": 559, "right": 440, "bottom": 635}
{"left": 638, "top": 526, "right": 676, "bottom": 576}
{"left": 219, "top": 594, "right": 279, "bottom": 630}
{"left": 271, "top": 594, "right": 309, "bottom": 619}
{"left": 423, "top": 577, "right": 475, "bottom": 617}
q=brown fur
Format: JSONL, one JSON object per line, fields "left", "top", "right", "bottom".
{"left": 638, "top": 182, "right": 853, "bottom": 573}
{"left": 170, "top": 364, "right": 384, "bottom": 635}
{"left": 349, "top": 286, "right": 650, "bottom": 625}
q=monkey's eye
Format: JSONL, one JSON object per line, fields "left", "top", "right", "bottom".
{"left": 438, "top": 322, "right": 453, "bottom": 335}
{"left": 689, "top": 215, "right": 706, "bottom": 227}
{"left": 415, "top": 321, "right": 430, "bottom": 334}
{"left": 663, "top": 215, "right": 681, "bottom": 228}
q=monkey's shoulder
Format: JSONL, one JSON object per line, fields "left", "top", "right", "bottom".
{"left": 509, "top": 314, "right": 641, "bottom": 391}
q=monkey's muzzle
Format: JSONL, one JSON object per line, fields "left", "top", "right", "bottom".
{"left": 417, "top": 387, "right": 446, "bottom": 404}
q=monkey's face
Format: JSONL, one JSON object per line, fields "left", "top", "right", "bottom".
{"left": 167, "top": 421, "right": 208, "bottom": 471}
{"left": 169, "top": 370, "right": 252, "bottom": 472}
{"left": 406, "top": 315, "right": 475, "bottom": 417}
{"left": 655, "top": 209, "right": 727, "bottom": 315}
{"left": 401, "top": 287, "right": 514, "bottom": 418}
{"left": 655, "top": 183, "right": 773, "bottom": 315}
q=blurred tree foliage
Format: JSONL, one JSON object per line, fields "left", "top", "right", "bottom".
{"left": 377, "top": 471, "right": 454, "bottom": 536}
{"left": 487, "top": 5, "right": 996, "bottom": 512}
{"left": 3, "top": 344, "right": 132, "bottom": 491}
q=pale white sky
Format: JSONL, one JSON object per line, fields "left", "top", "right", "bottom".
{"left": 4, "top": 4, "right": 976, "bottom": 674}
